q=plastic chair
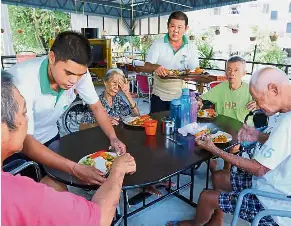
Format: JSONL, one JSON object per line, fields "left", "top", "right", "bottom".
{"left": 136, "top": 74, "right": 153, "bottom": 104}
{"left": 3, "top": 159, "right": 41, "bottom": 182}
{"left": 231, "top": 188, "right": 291, "bottom": 226}
{"left": 209, "top": 81, "right": 222, "bottom": 89}
{"left": 16, "top": 51, "right": 36, "bottom": 63}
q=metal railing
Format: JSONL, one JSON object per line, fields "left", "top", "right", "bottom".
{"left": 199, "top": 57, "right": 291, "bottom": 76}
{"left": 2, "top": 54, "right": 291, "bottom": 78}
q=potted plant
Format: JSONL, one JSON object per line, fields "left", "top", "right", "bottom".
{"left": 270, "top": 32, "right": 278, "bottom": 42}
{"left": 197, "top": 42, "right": 215, "bottom": 69}
{"left": 189, "top": 34, "right": 195, "bottom": 40}
{"left": 232, "top": 28, "right": 239, "bottom": 34}
{"left": 215, "top": 29, "right": 220, "bottom": 35}
{"left": 250, "top": 36, "right": 256, "bottom": 41}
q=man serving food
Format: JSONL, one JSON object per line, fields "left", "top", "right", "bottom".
{"left": 6, "top": 31, "right": 126, "bottom": 191}
{"left": 144, "top": 11, "right": 199, "bottom": 113}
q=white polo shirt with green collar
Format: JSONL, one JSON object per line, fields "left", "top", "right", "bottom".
{"left": 146, "top": 34, "right": 199, "bottom": 101}
{"left": 8, "top": 56, "right": 99, "bottom": 144}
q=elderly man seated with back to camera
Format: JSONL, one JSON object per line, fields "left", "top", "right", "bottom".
{"left": 167, "top": 66, "right": 291, "bottom": 226}
{"left": 1, "top": 71, "right": 136, "bottom": 226}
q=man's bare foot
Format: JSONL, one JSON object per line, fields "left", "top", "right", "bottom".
{"left": 144, "top": 185, "right": 162, "bottom": 196}
{"left": 166, "top": 220, "right": 195, "bottom": 226}
{"left": 209, "top": 160, "right": 217, "bottom": 172}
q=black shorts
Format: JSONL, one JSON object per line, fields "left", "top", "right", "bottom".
{"left": 150, "top": 94, "right": 171, "bottom": 113}
{"left": 3, "top": 134, "right": 60, "bottom": 178}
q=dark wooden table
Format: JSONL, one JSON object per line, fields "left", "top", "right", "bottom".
{"left": 45, "top": 112, "right": 242, "bottom": 225}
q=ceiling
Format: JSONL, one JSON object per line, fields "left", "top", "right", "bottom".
{"left": 2, "top": 0, "right": 256, "bottom": 20}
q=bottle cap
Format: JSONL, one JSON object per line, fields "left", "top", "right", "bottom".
{"left": 189, "top": 90, "right": 196, "bottom": 97}
{"left": 171, "top": 99, "right": 181, "bottom": 106}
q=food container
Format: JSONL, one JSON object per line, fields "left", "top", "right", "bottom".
{"left": 161, "top": 117, "right": 175, "bottom": 135}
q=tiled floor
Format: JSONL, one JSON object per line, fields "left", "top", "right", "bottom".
{"left": 60, "top": 86, "right": 249, "bottom": 226}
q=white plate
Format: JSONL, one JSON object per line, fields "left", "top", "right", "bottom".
{"left": 123, "top": 116, "right": 140, "bottom": 126}
{"left": 123, "top": 115, "right": 151, "bottom": 127}
{"left": 210, "top": 131, "right": 232, "bottom": 143}
{"left": 78, "top": 152, "right": 117, "bottom": 173}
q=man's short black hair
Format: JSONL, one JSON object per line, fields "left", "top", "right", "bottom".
{"left": 167, "top": 11, "right": 188, "bottom": 27}
{"left": 50, "top": 31, "right": 92, "bottom": 66}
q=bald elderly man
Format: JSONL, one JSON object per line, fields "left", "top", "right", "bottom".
{"left": 167, "top": 66, "right": 291, "bottom": 226}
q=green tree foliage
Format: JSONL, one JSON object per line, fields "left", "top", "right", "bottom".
{"left": 247, "top": 26, "right": 287, "bottom": 65}
{"left": 8, "top": 5, "right": 70, "bottom": 54}
{"left": 192, "top": 30, "right": 216, "bottom": 68}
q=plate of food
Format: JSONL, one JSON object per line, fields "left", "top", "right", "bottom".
{"left": 78, "top": 151, "right": 117, "bottom": 173}
{"left": 194, "top": 128, "right": 211, "bottom": 137}
{"left": 210, "top": 131, "right": 232, "bottom": 143}
{"left": 198, "top": 109, "right": 217, "bottom": 118}
{"left": 167, "top": 69, "right": 185, "bottom": 76}
{"left": 123, "top": 115, "right": 152, "bottom": 127}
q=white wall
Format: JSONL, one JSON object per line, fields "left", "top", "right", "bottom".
{"left": 70, "top": 13, "right": 129, "bottom": 36}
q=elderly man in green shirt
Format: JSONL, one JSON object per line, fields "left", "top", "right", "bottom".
{"left": 198, "top": 56, "right": 257, "bottom": 122}
{"left": 198, "top": 56, "right": 258, "bottom": 171}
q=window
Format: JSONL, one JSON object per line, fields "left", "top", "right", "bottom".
{"left": 262, "top": 4, "right": 269, "bottom": 14}
{"left": 213, "top": 8, "right": 221, "bottom": 15}
{"left": 287, "top": 23, "right": 291, "bottom": 33}
{"left": 271, "top": 11, "right": 278, "bottom": 20}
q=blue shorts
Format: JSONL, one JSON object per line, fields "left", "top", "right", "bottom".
{"left": 218, "top": 170, "right": 278, "bottom": 226}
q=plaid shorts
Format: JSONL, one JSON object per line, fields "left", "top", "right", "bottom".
{"left": 218, "top": 169, "right": 279, "bottom": 226}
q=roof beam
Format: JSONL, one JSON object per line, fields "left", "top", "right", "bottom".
{"left": 2, "top": 0, "right": 257, "bottom": 20}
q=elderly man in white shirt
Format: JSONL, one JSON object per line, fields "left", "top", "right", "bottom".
{"left": 144, "top": 11, "right": 199, "bottom": 113}
{"left": 5, "top": 31, "right": 126, "bottom": 191}
{"left": 167, "top": 67, "right": 291, "bottom": 226}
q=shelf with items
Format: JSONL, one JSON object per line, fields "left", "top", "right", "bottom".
{"left": 88, "top": 39, "right": 112, "bottom": 85}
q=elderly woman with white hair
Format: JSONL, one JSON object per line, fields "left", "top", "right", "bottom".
{"left": 80, "top": 68, "right": 140, "bottom": 129}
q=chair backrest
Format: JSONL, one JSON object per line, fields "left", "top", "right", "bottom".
{"left": 209, "top": 81, "right": 222, "bottom": 89}
{"left": 3, "top": 159, "right": 41, "bottom": 182}
{"left": 136, "top": 74, "right": 152, "bottom": 93}
{"left": 16, "top": 52, "right": 36, "bottom": 63}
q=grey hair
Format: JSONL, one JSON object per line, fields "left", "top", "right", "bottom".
{"left": 103, "top": 68, "right": 125, "bottom": 82}
{"left": 250, "top": 66, "right": 290, "bottom": 92}
{"left": 1, "top": 70, "right": 19, "bottom": 131}
{"left": 227, "top": 56, "right": 246, "bottom": 65}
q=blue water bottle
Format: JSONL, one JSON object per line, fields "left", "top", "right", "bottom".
{"left": 170, "top": 99, "right": 181, "bottom": 131}
{"left": 180, "top": 88, "right": 190, "bottom": 127}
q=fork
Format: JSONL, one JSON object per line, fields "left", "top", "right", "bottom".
{"left": 104, "top": 169, "right": 111, "bottom": 178}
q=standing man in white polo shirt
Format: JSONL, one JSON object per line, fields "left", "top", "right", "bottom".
{"left": 6, "top": 31, "right": 127, "bottom": 191}
{"left": 144, "top": 11, "right": 199, "bottom": 113}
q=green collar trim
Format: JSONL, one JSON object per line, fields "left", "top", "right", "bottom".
{"left": 39, "top": 57, "right": 64, "bottom": 102}
{"left": 163, "top": 34, "right": 188, "bottom": 54}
